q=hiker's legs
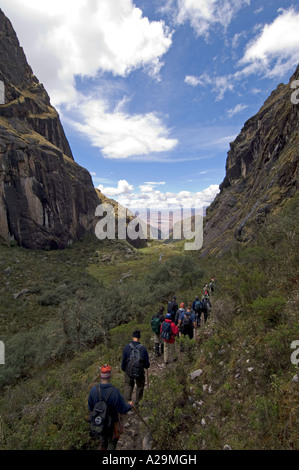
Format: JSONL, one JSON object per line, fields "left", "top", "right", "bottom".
{"left": 154, "top": 333, "right": 161, "bottom": 356}
{"left": 99, "top": 434, "right": 109, "bottom": 450}
{"left": 135, "top": 374, "right": 145, "bottom": 407}
{"left": 124, "top": 373, "right": 134, "bottom": 402}
{"left": 163, "top": 341, "right": 169, "bottom": 364}
{"left": 107, "top": 437, "right": 118, "bottom": 451}
{"left": 100, "top": 428, "right": 117, "bottom": 451}
{"left": 164, "top": 341, "right": 175, "bottom": 364}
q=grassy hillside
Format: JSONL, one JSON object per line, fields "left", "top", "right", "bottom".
{"left": 0, "top": 195, "right": 298, "bottom": 450}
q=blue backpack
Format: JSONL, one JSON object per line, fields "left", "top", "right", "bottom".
{"left": 161, "top": 321, "right": 172, "bottom": 341}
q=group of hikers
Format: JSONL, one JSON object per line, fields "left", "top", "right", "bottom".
{"left": 88, "top": 278, "right": 215, "bottom": 450}
{"left": 151, "top": 278, "right": 214, "bottom": 363}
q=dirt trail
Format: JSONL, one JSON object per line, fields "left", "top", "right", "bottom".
{"left": 117, "top": 352, "right": 168, "bottom": 451}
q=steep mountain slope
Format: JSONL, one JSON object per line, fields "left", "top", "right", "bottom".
{"left": 202, "top": 65, "right": 299, "bottom": 256}
{"left": 0, "top": 9, "right": 100, "bottom": 249}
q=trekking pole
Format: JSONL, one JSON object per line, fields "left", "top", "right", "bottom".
{"left": 146, "top": 369, "right": 149, "bottom": 389}
{"left": 131, "top": 404, "right": 151, "bottom": 429}
{"left": 131, "top": 404, "right": 159, "bottom": 447}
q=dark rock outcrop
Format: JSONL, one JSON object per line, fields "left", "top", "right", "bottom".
{"left": 202, "top": 64, "right": 299, "bottom": 256}
{"left": 0, "top": 9, "right": 100, "bottom": 249}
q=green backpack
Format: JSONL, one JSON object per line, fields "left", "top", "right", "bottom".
{"left": 151, "top": 316, "right": 161, "bottom": 334}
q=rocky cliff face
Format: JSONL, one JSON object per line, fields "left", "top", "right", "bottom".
{"left": 202, "top": 64, "right": 299, "bottom": 256}
{"left": 0, "top": 9, "right": 100, "bottom": 249}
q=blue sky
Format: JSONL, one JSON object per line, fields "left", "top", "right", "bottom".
{"left": 2, "top": 0, "right": 299, "bottom": 210}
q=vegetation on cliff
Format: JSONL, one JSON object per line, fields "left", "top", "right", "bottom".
{"left": 0, "top": 193, "right": 298, "bottom": 450}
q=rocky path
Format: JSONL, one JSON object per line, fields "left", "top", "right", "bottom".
{"left": 117, "top": 352, "right": 168, "bottom": 451}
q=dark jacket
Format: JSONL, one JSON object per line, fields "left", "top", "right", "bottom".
{"left": 88, "top": 383, "right": 132, "bottom": 424}
{"left": 121, "top": 341, "right": 150, "bottom": 376}
{"left": 167, "top": 301, "right": 178, "bottom": 322}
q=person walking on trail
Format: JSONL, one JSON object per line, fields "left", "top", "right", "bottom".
{"left": 192, "top": 296, "right": 203, "bottom": 327}
{"left": 179, "top": 304, "right": 197, "bottom": 340}
{"left": 201, "top": 292, "right": 212, "bottom": 324}
{"left": 167, "top": 296, "right": 178, "bottom": 323}
{"left": 175, "top": 302, "right": 186, "bottom": 326}
{"left": 151, "top": 306, "right": 165, "bottom": 357}
{"left": 160, "top": 313, "right": 179, "bottom": 365}
{"left": 88, "top": 364, "right": 132, "bottom": 451}
{"left": 209, "top": 278, "right": 215, "bottom": 294}
{"left": 121, "top": 330, "right": 150, "bottom": 409}
{"left": 203, "top": 283, "right": 210, "bottom": 296}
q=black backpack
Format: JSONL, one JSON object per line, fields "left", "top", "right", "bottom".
{"left": 161, "top": 321, "right": 172, "bottom": 341}
{"left": 181, "top": 313, "right": 192, "bottom": 332}
{"left": 126, "top": 343, "right": 143, "bottom": 379}
{"left": 167, "top": 301, "right": 174, "bottom": 314}
{"left": 90, "top": 386, "right": 114, "bottom": 437}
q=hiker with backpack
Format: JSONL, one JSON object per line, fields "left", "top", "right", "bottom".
{"left": 121, "top": 330, "right": 150, "bottom": 410}
{"left": 175, "top": 302, "right": 186, "bottom": 326}
{"left": 203, "top": 283, "right": 211, "bottom": 296}
{"left": 179, "top": 304, "right": 197, "bottom": 340}
{"left": 201, "top": 292, "right": 212, "bottom": 323}
{"left": 192, "top": 296, "right": 203, "bottom": 327}
{"left": 167, "top": 296, "right": 178, "bottom": 323}
{"left": 160, "top": 313, "right": 179, "bottom": 365}
{"left": 151, "top": 306, "right": 165, "bottom": 357}
{"left": 88, "top": 364, "right": 132, "bottom": 451}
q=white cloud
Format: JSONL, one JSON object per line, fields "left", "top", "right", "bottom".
{"left": 227, "top": 103, "right": 248, "bottom": 118}
{"left": 101, "top": 179, "right": 220, "bottom": 210}
{"left": 98, "top": 179, "right": 134, "bottom": 197}
{"left": 163, "top": 0, "right": 250, "bottom": 38}
{"left": 185, "top": 72, "right": 234, "bottom": 100}
{"left": 184, "top": 75, "right": 206, "bottom": 87}
{"left": 184, "top": 7, "right": 299, "bottom": 102}
{"left": 239, "top": 7, "right": 299, "bottom": 78}
{"left": 254, "top": 7, "right": 264, "bottom": 14}
{"left": 70, "top": 95, "right": 178, "bottom": 159}
{"left": 232, "top": 31, "right": 247, "bottom": 49}
{"left": 1, "top": 0, "right": 172, "bottom": 106}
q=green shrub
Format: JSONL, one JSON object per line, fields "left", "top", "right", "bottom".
{"left": 251, "top": 295, "right": 286, "bottom": 327}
